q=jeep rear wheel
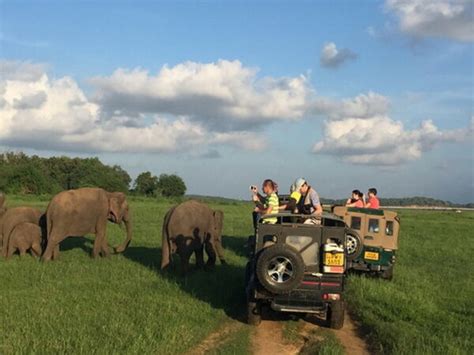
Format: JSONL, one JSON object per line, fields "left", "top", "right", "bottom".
{"left": 345, "top": 234, "right": 362, "bottom": 261}
{"left": 380, "top": 265, "right": 394, "bottom": 280}
{"left": 256, "top": 244, "right": 304, "bottom": 294}
{"left": 327, "top": 301, "right": 345, "bottom": 329}
{"left": 247, "top": 301, "right": 262, "bottom": 326}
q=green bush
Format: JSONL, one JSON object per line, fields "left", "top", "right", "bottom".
{"left": 157, "top": 174, "right": 186, "bottom": 198}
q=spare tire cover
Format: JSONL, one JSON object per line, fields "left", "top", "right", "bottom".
{"left": 256, "top": 244, "right": 305, "bottom": 294}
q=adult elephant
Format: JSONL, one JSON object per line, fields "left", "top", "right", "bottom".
{"left": 41, "top": 188, "right": 132, "bottom": 261}
{"left": 161, "top": 200, "right": 225, "bottom": 273}
{"left": 1, "top": 207, "right": 44, "bottom": 258}
{"left": 0, "top": 193, "right": 7, "bottom": 251}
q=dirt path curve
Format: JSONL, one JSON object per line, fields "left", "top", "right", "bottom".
{"left": 188, "top": 321, "right": 243, "bottom": 355}
{"left": 331, "top": 312, "right": 370, "bottom": 355}
{"left": 251, "top": 319, "right": 301, "bottom": 355}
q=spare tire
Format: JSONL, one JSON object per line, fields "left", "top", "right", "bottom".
{"left": 345, "top": 234, "right": 362, "bottom": 261}
{"left": 256, "top": 244, "right": 305, "bottom": 294}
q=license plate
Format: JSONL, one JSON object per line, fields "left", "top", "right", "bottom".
{"left": 324, "top": 253, "right": 344, "bottom": 266}
{"left": 364, "top": 251, "right": 379, "bottom": 261}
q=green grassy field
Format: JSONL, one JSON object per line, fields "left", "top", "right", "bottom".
{"left": 1, "top": 196, "right": 473, "bottom": 354}
{"left": 346, "top": 209, "right": 474, "bottom": 354}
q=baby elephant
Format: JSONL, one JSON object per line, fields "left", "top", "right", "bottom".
{"left": 7, "top": 222, "right": 43, "bottom": 258}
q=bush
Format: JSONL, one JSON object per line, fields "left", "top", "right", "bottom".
{"left": 157, "top": 174, "right": 186, "bottom": 198}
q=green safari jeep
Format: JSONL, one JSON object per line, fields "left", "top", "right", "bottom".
{"left": 332, "top": 206, "right": 400, "bottom": 280}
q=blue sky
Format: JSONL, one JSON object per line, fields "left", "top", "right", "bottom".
{"left": 1, "top": 0, "right": 473, "bottom": 202}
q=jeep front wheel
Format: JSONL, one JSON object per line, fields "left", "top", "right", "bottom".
{"left": 327, "top": 301, "right": 345, "bottom": 329}
{"left": 256, "top": 244, "right": 305, "bottom": 294}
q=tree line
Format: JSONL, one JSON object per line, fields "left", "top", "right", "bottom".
{"left": 0, "top": 152, "right": 186, "bottom": 197}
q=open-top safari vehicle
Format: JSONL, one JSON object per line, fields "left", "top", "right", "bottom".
{"left": 332, "top": 206, "right": 400, "bottom": 280}
{"left": 245, "top": 212, "right": 347, "bottom": 329}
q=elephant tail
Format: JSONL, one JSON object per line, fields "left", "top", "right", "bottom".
{"left": 160, "top": 206, "right": 175, "bottom": 270}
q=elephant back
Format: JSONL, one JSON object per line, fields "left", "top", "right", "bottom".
{"left": 167, "top": 200, "right": 214, "bottom": 237}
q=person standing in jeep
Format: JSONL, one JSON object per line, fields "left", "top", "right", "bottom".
{"left": 294, "top": 178, "right": 323, "bottom": 223}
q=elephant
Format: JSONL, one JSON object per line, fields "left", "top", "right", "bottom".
{"left": 0, "top": 193, "right": 7, "bottom": 251}
{"left": 160, "top": 200, "right": 225, "bottom": 273}
{"left": 7, "top": 222, "right": 43, "bottom": 258}
{"left": 41, "top": 187, "right": 132, "bottom": 261}
{"left": 1, "top": 207, "right": 44, "bottom": 258}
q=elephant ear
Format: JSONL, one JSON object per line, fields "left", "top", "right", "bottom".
{"left": 108, "top": 192, "right": 126, "bottom": 223}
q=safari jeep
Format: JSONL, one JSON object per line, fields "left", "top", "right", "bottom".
{"left": 245, "top": 212, "right": 347, "bottom": 329}
{"left": 332, "top": 206, "right": 400, "bottom": 280}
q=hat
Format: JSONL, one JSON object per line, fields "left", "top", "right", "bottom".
{"left": 293, "top": 178, "right": 306, "bottom": 190}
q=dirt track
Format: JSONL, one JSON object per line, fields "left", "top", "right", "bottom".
{"left": 191, "top": 311, "right": 370, "bottom": 355}
{"left": 332, "top": 312, "right": 370, "bottom": 355}
{"left": 252, "top": 319, "right": 300, "bottom": 355}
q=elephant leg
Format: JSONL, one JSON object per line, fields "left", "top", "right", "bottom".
{"left": 195, "top": 242, "right": 205, "bottom": 269}
{"left": 215, "top": 238, "right": 227, "bottom": 265}
{"left": 19, "top": 247, "right": 27, "bottom": 258}
{"left": 204, "top": 240, "right": 217, "bottom": 270}
{"left": 42, "top": 231, "right": 62, "bottom": 262}
{"left": 52, "top": 245, "right": 60, "bottom": 260}
{"left": 2, "top": 232, "right": 9, "bottom": 258}
{"left": 6, "top": 243, "right": 16, "bottom": 259}
{"left": 179, "top": 249, "right": 192, "bottom": 275}
{"left": 31, "top": 243, "right": 42, "bottom": 258}
{"left": 93, "top": 223, "right": 107, "bottom": 258}
{"left": 100, "top": 236, "right": 110, "bottom": 258}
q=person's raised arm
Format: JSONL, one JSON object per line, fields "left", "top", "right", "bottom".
{"left": 314, "top": 203, "right": 323, "bottom": 215}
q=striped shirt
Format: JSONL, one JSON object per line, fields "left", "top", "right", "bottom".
{"left": 263, "top": 192, "right": 279, "bottom": 224}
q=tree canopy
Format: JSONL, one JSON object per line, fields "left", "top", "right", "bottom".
{"left": 0, "top": 152, "right": 187, "bottom": 198}
{"left": 0, "top": 152, "right": 131, "bottom": 194}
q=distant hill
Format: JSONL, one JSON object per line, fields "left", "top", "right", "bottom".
{"left": 320, "top": 196, "right": 473, "bottom": 209}
{"left": 187, "top": 194, "right": 474, "bottom": 209}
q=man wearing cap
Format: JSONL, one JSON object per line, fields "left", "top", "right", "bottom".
{"left": 294, "top": 178, "right": 323, "bottom": 223}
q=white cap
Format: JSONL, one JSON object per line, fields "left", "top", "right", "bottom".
{"left": 294, "top": 178, "right": 306, "bottom": 190}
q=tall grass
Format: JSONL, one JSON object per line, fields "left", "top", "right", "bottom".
{"left": 1, "top": 197, "right": 472, "bottom": 353}
{"left": 346, "top": 210, "right": 474, "bottom": 354}
{"left": 1, "top": 197, "right": 252, "bottom": 353}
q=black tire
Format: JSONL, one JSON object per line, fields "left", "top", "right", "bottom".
{"left": 380, "top": 265, "right": 394, "bottom": 280}
{"left": 327, "top": 301, "right": 345, "bottom": 329}
{"left": 345, "top": 234, "right": 363, "bottom": 261}
{"left": 256, "top": 244, "right": 305, "bottom": 294}
{"left": 247, "top": 301, "right": 262, "bottom": 326}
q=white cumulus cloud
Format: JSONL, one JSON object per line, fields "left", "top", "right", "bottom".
{"left": 0, "top": 60, "right": 281, "bottom": 154}
{"left": 320, "top": 42, "right": 357, "bottom": 69}
{"left": 386, "top": 0, "right": 474, "bottom": 42}
{"left": 90, "top": 60, "right": 313, "bottom": 131}
{"left": 313, "top": 115, "right": 473, "bottom": 165}
{"left": 1, "top": 59, "right": 471, "bottom": 164}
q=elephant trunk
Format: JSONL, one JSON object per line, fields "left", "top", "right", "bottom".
{"left": 114, "top": 215, "right": 132, "bottom": 253}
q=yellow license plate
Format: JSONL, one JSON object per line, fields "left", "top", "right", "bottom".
{"left": 324, "top": 253, "right": 344, "bottom": 266}
{"left": 364, "top": 251, "right": 379, "bottom": 261}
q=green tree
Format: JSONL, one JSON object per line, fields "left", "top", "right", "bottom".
{"left": 134, "top": 172, "right": 159, "bottom": 196}
{"left": 157, "top": 174, "right": 186, "bottom": 198}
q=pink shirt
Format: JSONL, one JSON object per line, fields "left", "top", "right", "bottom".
{"left": 354, "top": 200, "right": 364, "bottom": 208}
{"left": 368, "top": 196, "right": 380, "bottom": 209}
